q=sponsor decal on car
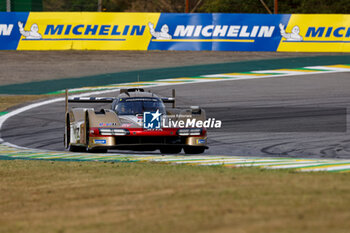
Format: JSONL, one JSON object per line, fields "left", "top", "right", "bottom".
{"left": 197, "top": 139, "right": 206, "bottom": 144}
{"left": 99, "top": 123, "right": 117, "bottom": 127}
{"left": 93, "top": 139, "right": 106, "bottom": 144}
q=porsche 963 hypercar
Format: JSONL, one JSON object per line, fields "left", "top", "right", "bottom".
{"left": 64, "top": 88, "right": 208, "bottom": 154}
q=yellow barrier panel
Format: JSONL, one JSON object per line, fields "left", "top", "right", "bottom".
{"left": 17, "top": 12, "right": 160, "bottom": 50}
{"left": 278, "top": 14, "right": 350, "bottom": 52}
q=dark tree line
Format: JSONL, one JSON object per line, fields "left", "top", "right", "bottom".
{"left": 202, "top": 0, "right": 350, "bottom": 13}
{"left": 43, "top": 0, "right": 350, "bottom": 13}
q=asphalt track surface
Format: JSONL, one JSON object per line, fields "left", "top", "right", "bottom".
{"left": 2, "top": 71, "right": 350, "bottom": 158}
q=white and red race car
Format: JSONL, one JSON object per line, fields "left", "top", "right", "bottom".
{"left": 64, "top": 88, "right": 208, "bottom": 154}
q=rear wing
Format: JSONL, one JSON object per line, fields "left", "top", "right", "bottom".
{"left": 64, "top": 88, "right": 177, "bottom": 114}
{"left": 64, "top": 89, "right": 115, "bottom": 114}
{"left": 68, "top": 97, "right": 115, "bottom": 103}
{"left": 161, "top": 97, "right": 175, "bottom": 104}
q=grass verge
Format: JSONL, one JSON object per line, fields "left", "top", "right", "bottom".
{"left": 0, "top": 95, "right": 55, "bottom": 113}
{"left": 0, "top": 160, "right": 350, "bottom": 233}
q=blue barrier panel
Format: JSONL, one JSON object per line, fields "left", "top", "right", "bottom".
{"left": 0, "top": 12, "right": 29, "bottom": 50}
{"left": 147, "top": 13, "right": 291, "bottom": 51}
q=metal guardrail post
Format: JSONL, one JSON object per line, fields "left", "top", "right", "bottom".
{"left": 274, "top": 0, "right": 278, "bottom": 14}
{"left": 98, "top": 0, "right": 102, "bottom": 12}
{"left": 6, "top": 0, "right": 11, "bottom": 12}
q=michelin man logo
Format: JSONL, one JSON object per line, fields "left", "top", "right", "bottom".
{"left": 279, "top": 23, "right": 303, "bottom": 41}
{"left": 18, "top": 21, "right": 42, "bottom": 39}
{"left": 143, "top": 109, "right": 162, "bottom": 129}
{"left": 148, "top": 22, "right": 172, "bottom": 40}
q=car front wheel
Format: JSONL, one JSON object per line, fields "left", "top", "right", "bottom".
{"left": 160, "top": 147, "right": 182, "bottom": 154}
{"left": 184, "top": 147, "right": 205, "bottom": 154}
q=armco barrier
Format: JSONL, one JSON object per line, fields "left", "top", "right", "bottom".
{"left": 0, "top": 12, "right": 349, "bottom": 52}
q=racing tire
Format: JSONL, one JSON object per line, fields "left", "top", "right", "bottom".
{"left": 85, "top": 112, "right": 108, "bottom": 153}
{"left": 69, "top": 145, "right": 87, "bottom": 152}
{"left": 87, "top": 148, "right": 108, "bottom": 153}
{"left": 160, "top": 147, "right": 182, "bottom": 154}
{"left": 64, "top": 113, "right": 70, "bottom": 149}
{"left": 85, "top": 111, "right": 90, "bottom": 147}
{"left": 66, "top": 113, "right": 87, "bottom": 152}
{"left": 184, "top": 146, "right": 205, "bottom": 154}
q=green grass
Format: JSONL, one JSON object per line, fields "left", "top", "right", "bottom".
{"left": 0, "top": 95, "right": 59, "bottom": 112}
{"left": 0, "top": 160, "right": 350, "bottom": 233}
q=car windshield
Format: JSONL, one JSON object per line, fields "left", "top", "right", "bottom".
{"left": 115, "top": 98, "right": 166, "bottom": 115}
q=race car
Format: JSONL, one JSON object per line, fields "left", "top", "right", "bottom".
{"left": 64, "top": 88, "right": 208, "bottom": 154}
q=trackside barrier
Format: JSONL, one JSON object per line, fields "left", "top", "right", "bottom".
{"left": 0, "top": 12, "right": 349, "bottom": 51}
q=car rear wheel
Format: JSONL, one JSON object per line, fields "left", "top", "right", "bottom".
{"left": 184, "top": 147, "right": 205, "bottom": 154}
{"left": 66, "top": 113, "right": 87, "bottom": 152}
{"left": 64, "top": 113, "right": 70, "bottom": 149}
{"left": 85, "top": 111, "right": 108, "bottom": 153}
{"left": 85, "top": 111, "right": 90, "bottom": 146}
{"left": 160, "top": 147, "right": 182, "bottom": 154}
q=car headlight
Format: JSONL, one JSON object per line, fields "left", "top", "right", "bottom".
{"left": 99, "top": 128, "right": 129, "bottom": 136}
{"left": 177, "top": 128, "right": 202, "bottom": 136}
